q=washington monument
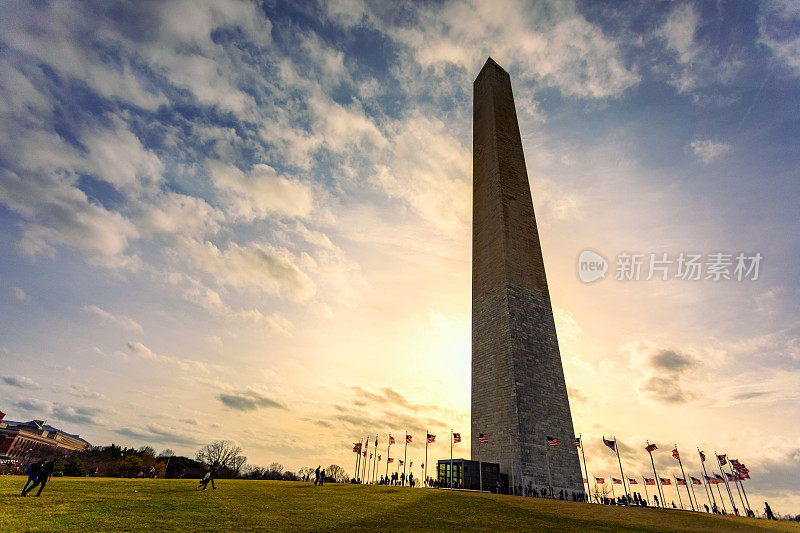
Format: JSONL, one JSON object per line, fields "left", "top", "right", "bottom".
{"left": 471, "top": 57, "right": 583, "bottom": 493}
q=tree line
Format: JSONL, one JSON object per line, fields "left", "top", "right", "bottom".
{"left": 1, "top": 440, "right": 347, "bottom": 482}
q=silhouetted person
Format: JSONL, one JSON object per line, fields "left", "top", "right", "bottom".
{"left": 654, "top": 494, "right": 659, "bottom": 507}
{"left": 197, "top": 466, "right": 217, "bottom": 490}
{"left": 22, "top": 460, "right": 53, "bottom": 497}
{"left": 319, "top": 469, "right": 325, "bottom": 486}
{"left": 21, "top": 460, "right": 42, "bottom": 496}
{"left": 704, "top": 504, "right": 709, "bottom": 513}
{"left": 765, "top": 502, "right": 776, "bottom": 520}
{"left": 314, "top": 465, "right": 320, "bottom": 485}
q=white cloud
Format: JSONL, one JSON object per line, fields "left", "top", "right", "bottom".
{"left": 657, "top": 3, "right": 699, "bottom": 64}
{"left": 385, "top": 0, "right": 640, "bottom": 99}
{"left": 181, "top": 239, "right": 315, "bottom": 301}
{"left": 689, "top": 139, "right": 732, "bottom": 163}
{"left": 126, "top": 341, "right": 209, "bottom": 374}
{"left": 1, "top": 375, "right": 39, "bottom": 389}
{"left": 81, "top": 305, "right": 143, "bottom": 333}
{"left": 208, "top": 161, "right": 313, "bottom": 221}
{"left": 374, "top": 113, "right": 471, "bottom": 232}
{"left": 12, "top": 287, "right": 28, "bottom": 302}
{"left": 758, "top": 0, "right": 800, "bottom": 76}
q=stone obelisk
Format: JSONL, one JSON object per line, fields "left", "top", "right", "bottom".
{"left": 471, "top": 57, "right": 582, "bottom": 494}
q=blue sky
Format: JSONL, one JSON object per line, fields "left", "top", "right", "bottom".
{"left": 1, "top": 0, "right": 799, "bottom": 513}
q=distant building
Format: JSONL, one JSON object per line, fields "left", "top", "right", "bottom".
{"left": 0, "top": 411, "right": 91, "bottom": 464}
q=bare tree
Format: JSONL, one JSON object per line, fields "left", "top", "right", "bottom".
{"left": 196, "top": 441, "right": 242, "bottom": 468}
{"left": 268, "top": 462, "right": 283, "bottom": 475}
{"left": 327, "top": 464, "right": 346, "bottom": 483}
{"left": 233, "top": 455, "right": 247, "bottom": 476}
{"left": 158, "top": 449, "right": 175, "bottom": 458}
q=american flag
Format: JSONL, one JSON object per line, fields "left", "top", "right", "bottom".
{"left": 370, "top": 453, "right": 373, "bottom": 459}
{"left": 730, "top": 459, "right": 742, "bottom": 468}
{"left": 672, "top": 448, "right": 680, "bottom": 460}
{"left": 612, "top": 478, "right": 622, "bottom": 485}
{"left": 388, "top": 457, "right": 394, "bottom": 463}
{"left": 628, "top": 478, "right": 638, "bottom": 485}
{"left": 363, "top": 451, "right": 366, "bottom": 457}
{"left": 602, "top": 437, "right": 616, "bottom": 452}
{"left": 378, "top": 455, "right": 381, "bottom": 461}
{"left": 364, "top": 440, "right": 368, "bottom": 449}
{"left": 645, "top": 478, "right": 656, "bottom": 485}
{"left": 676, "top": 478, "right": 686, "bottom": 486}
{"left": 595, "top": 477, "right": 605, "bottom": 484}
{"left": 645, "top": 443, "right": 657, "bottom": 453}
{"left": 398, "top": 459, "right": 404, "bottom": 466}
{"left": 353, "top": 443, "right": 361, "bottom": 453}
{"left": 479, "top": 433, "right": 488, "bottom": 443}
{"left": 583, "top": 477, "right": 588, "bottom": 483}
{"left": 421, "top": 463, "right": 424, "bottom": 468}
{"left": 690, "top": 476, "right": 702, "bottom": 485}
{"left": 375, "top": 437, "right": 378, "bottom": 446}
{"left": 453, "top": 433, "right": 461, "bottom": 443}
{"left": 660, "top": 477, "right": 671, "bottom": 485}
{"left": 389, "top": 435, "right": 395, "bottom": 445}
{"left": 427, "top": 434, "right": 436, "bottom": 443}
{"left": 726, "top": 473, "right": 737, "bottom": 482}
{"left": 512, "top": 434, "right": 522, "bottom": 442}
{"left": 714, "top": 474, "right": 724, "bottom": 482}
{"left": 716, "top": 454, "right": 727, "bottom": 465}
{"left": 573, "top": 437, "right": 581, "bottom": 448}
{"left": 740, "top": 472, "right": 750, "bottom": 479}
{"left": 699, "top": 450, "right": 706, "bottom": 462}
{"left": 703, "top": 475, "right": 712, "bottom": 483}
{"left": 410, "top": 462, "right": 413, "bottom": 468}
{"left": 546, "top": 436, "right": 562, "bottom": 447}
{"left": 406, "top": 434, "right": 412, "bottom": 444}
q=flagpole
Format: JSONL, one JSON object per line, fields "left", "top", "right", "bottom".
{"left": 688, "top": 476, "right": 699, "bottom": 512}
{"left": 700, "top": 473, "right": 713, "bottom": 511}
{"left": 738, "top": 475, "right": 752, "bottom": 516}
{"left": 579, "top": 434, "right": 592, "bottom": 502}
{"left": 373, "top": 435, "right": 379, "bottom": 484}
{"left": 713, "top": 471, "right": 727, "bottom": 513}
{"left": 544, "top": 435, "right": 553, "bottom": 498}
{"left": 424, "top": 429, "right": 428, "bottom": 488}
{"left": 673, "top": 475, "right": 683, "bottom": 509}
{"left": 674, "top": 445, "right": 694, "bottom": 510}
{"left": 385, "top": 435, "right": 391, "bottom": 481}
{"left": 698, "top": 448, "right": 716, "bottom": 510}
{"left": 714, "top": 452, "right": 736, "bottom": 513}
{"left": 449, "top": 429, "right": 453, "bottom": 489}
{"left": 353, "top": 440, "right": 360, "bottom": 483}
{"left": 363, "top": 436, "right": 369, "bottom": 483}
{"left": 646, "top": 441, "right": 664, "bottom": 506}
{"left": 734, "top": 465, "right": 752, "bottom": 516}
{"left": 613, "top": 436, "right": 629, "bottom": 503}
{"left": 727, "top": 463, "right": 747, "bottom": 515}
{"left": 403, "top": 430, "right": 408, "bottom": 486}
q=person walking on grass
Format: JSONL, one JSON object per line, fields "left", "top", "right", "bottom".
{"left": 197, "top": 466, "right": 217, "bottom": 490}
{"left": 319, "top": 469, "right": 325, "bottom": 487}
{"left": 765, "top": 502, "right": 776, "bottom": 520}
{"left": 314, "top": 465, "right": 320, "bottom": 486}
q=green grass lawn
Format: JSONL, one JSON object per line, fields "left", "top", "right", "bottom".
{"left": 0, "top": 477, "right": 797, "bottom": 532}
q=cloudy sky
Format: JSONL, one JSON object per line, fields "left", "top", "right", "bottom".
{"left": 1, "top": 0, "right": 798, "bottom": 514}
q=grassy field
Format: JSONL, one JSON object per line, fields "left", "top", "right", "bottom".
{"left": 0, "top": 477, "right": 797, "bottom": 532}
